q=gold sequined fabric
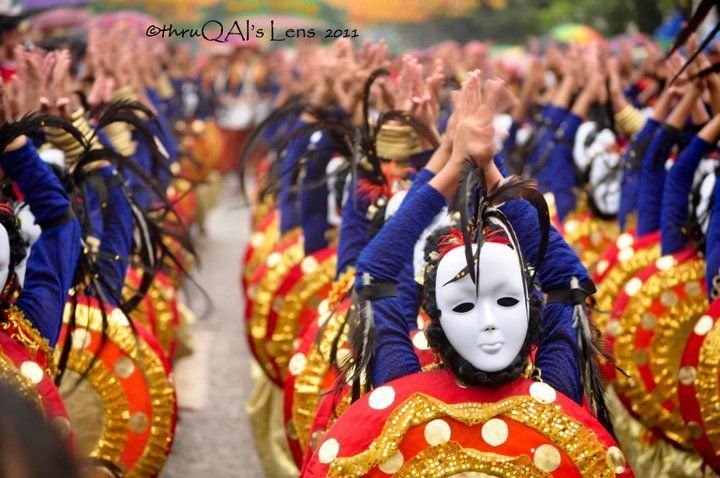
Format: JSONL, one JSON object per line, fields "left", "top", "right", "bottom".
{"left": 327, "top": 392, "right": 618, "bottom": 477}
{"left": 57, "top": 300, "right": 176, "bottom": 477}
{"left": 613, "top": 257, "right": 707, "bottom": 448}
{"left": 272, "top": 254, "right": 337, "bottom": 380}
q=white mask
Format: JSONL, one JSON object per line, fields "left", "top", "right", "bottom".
{"left": 325, "top": 156, "right": 347, "bottom": 227}
{"left": 435, "top": 243, "right": 528, "bottom": 372}
{"left": 0, "top": 224, "right": 10, "bottom": 292}
{"left": 15, "top": 206, "right": 40, "bottom": 287}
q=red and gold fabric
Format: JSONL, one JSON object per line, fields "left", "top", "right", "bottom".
{"left": 561, "top": 208, "right": 620, "bottom": 275}
{"left": 0, "top": 306, "right": 73, "bottom": 447}
{"left": 125, "top": 268, "right": 181, "bottom": 362}
{"left": 606, "top": 247, "right": 706, "bottom": 449}
{"left": 57, "top": 295, "right": 177, "bottom": 477}
{"left": 679, "top": 297, "right": 720, "bottom": 472}
{"left": 303, "top": 369, "right": 632, "bottom": 477}
{"left": 242, "top": 209, "right": 280, "bottom": 294}
{"left": 246, "top": 227, "right": 305, "bottom": 382}
{"left": 592, "top": 230, "right": 661, "bottom": 363}
{"left": 265, "top": 247, "right": 337, "bottom": 386}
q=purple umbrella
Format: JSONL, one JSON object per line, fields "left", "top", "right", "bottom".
{"left": 31, "top": 7, "right": 91, "bottom": 34}
{"left": 94, "top": 10, "right": 160, "bottom": 35}
{"left": 23, "top": 0, "right": 95, "bottom": 12}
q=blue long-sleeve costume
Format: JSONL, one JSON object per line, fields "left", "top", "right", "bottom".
{"left": 92, "top": 167, "right": 133, "bottom": 307}
{"left": 705, "top": 168, "right": 720, "bottom": 299}
{"left": 660, "top": 136, "right": 713, "bottom": 255}
{"left": 637, "top": 124, "right": 682, "bottom": 236}
{"left": 356, "top": 158, "right": 585, "bottom": 402}
{"left": 3, "top": 142, "right": 81, "bottom": 346}
{"left": 547, "top": 112, "right": 583, "bottom": 222}
{"left": 526, "top": 105, "right": 569, "bottom": 192}
{"left": 618, "top": 119, "right": 661, "bottom": 230}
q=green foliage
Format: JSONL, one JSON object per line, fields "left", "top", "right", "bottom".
{"left": 376, "top": 0, "right": 679, "bottom": 48}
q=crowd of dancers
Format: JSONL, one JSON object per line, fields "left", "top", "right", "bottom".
{"left": 241, "top": 11, "right": 720, "bottom": 478}
{"left": 3, "top": 1, "right": 720, "bottom": 477}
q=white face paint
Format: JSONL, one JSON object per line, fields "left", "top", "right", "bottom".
{"left": 384, "top": 190, "right": 408, "bottom": 221}
{"left": 435, "top": 243, "right": 528, "bottom": 372}
{"left": 0, "top": 224, "right": 10, "bottom": 291}
{"left": 325, "top": 156, "right": 346, "bottom": 227}
{"left": 15, "top": 206, "right": 40, "bottom": 288}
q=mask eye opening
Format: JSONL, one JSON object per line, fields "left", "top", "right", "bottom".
{"left": 497, "top": 297, "right": 519, "bottom": 307}
{"left": 452, "top": 302, "right": 475, "bottom": 313}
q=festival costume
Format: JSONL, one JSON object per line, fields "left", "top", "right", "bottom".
{"left": 0, "top": 139, "right": 80, "bottom": 446}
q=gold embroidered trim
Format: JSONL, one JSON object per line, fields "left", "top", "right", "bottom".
{"left": 614, "top": 258, "right": 705, "bottom": 447}
{"left": 563, "top": 213, "right": 619, "bottom": 273}
{"left": 272, "top": 254, "right": 336, "bottom": 379}
{"left": 395, "top": 441, "right": 550, "bottom": 477}
{"left": 249, "top": 228, "right": 305, "bottom": 380}
{"left": 293, "top": 277, "right": 353, "bottom": 450}
{"left": 697, "top": 320, "right": 720, "bottom": 454}
{"left": 244, "top": 213, "right": 280, "bottom": 282}
{"left": 3, "top": 305, "right": 57, "bottom": 377}
{"left": 0, "top": 347, "right": 43, "bottom": 411}
{"left": 594, "top": 243, "right": 660, "bottom": 334}
{"left": 328, "top": 392, "right": 615, "bottom": 477}
{"left": 59, "top": 302, "right": 176, "bottom": 477}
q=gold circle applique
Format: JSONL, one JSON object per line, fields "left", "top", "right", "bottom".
{"left": 369, "top": 386, "right": 396, "bottom": 411}
{"left": 481, "top": 418, "right": 509, "bottom": 446}
{"left": 266, "top": 252, "right": 282, "bottom": 268}
{"left": 128, "top": 412, "right": 149, "bottom": 434}
{"left": 606, "top": 320, "right": 622, "bottom": 337}
{"left": 378, "top": 450, "right": 404, "bottom": 474}
{"left": 71, "top": 328, "right": 92, "bottom": 349}
{"left": 606, "top": 446, "right": 626, "bottom": 473}
{"left": 618, "top": 248, "right": 634, "bottom": 263}
{"left": 533, "top": 444, "right": 561, "bottom": 472}
{"left": 641, "top": 312, "right": 657, "bottom": 331}
{"left": 616, "top": 233, "right": 634, "bottom": 250}
{"left": 655, "top": 255, "right": 675, "bottom": 271}
{"left": 687, "top": 421, "right": 704, "bottom": 440}
{"left": 424, "top": 419, "right": 451, "bottom": 446}
{"left": 624, "top": 278, "right": 643, "bottom": 297}
{"left": 53, "top": 416, "right": 72, "bottom": 439}
{"left": 596, "top": 259, "right": 610, "bottom": 276}
{"left": 564, "top": 220, "right": 579, "bottom": 234}
{"left": 678, "top": 366, "right": 697, "bottom": 386}
{"left": 20, "top": 361, "right": 43, "bottom": 384}
{"left": 660, "top": 290, "right": 678, "bottom": 307}
{"left": 529, "top": 382, "right": 556, "bottom": 404}
{"left": 301, "top": 257, "right": 319, "bottom": 274}
{"left": 685, "top": 281, "right": 703, "bottom": 296}
{"left": 114, "top": 357, "right": 135, "bottom": 379}
{"left": 250, "top": 232, "right": 265, "bottom": 248}
{"left": 694, "top": 315, "right": 714, "bottom": 336}
{"left": 288, "top": 353, "right": 307, "bottom": 376}
{"left": 286, "top": 419, "right": 299, "bottom": 441}
{"left": 335, "top": 348, "right": 351, "bottom": 369}
{"left": 318, "top": 438, "right": 340, "bottom": 464}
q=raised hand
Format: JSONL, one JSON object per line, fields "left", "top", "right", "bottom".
{"left": 451, "top": 71, "right": 507, "bottom": 169}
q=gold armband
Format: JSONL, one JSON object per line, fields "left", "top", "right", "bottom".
{"left": 44, "top": 108, "right": 101, "bottom": 164}
{"left": 375, "top": 123, "right": 422, "bottom": 160}
{"left": 614, "top": 104, "right": 645, "bottom": 137}
{"left": 103, "top": 121, "right": 137, "bottom": 157}
{"left": 157, "top": 74, "right": 175, "bottom": 100}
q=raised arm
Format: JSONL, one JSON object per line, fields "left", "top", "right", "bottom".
{"left": 4, "top": 138, "right": 80, "bottom": 346}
